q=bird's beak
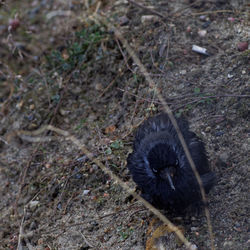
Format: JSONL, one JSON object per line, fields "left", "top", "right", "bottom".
{"left": 160, "top": 168, "right": 175, "bottom": 190}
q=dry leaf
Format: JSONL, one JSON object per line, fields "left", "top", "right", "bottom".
{"left": 105, "top": 125, "right": 116, "bottom": 134}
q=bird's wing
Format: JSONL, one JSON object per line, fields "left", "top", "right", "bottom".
{"left": 134, "top": 113, "right": 189, "bottom": 150}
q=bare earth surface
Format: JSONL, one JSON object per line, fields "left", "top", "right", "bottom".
{"left": 0, "top": 1, "right": 249, "bottom": 249}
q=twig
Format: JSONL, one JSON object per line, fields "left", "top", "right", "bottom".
{"left": 127, "top": 0, "right": 166, "bottom": 19}
{"left": 80, "top": 232, "right": 95, "bottom": 248}
{"left": 17, "top": 210, "right": 25, "bottom": 250}
{"left": 192, "top": 10, "right": 234, "bottom": 15}
{"left": 0, "top": 136, "right": 9, "bottom": 145}
{"left": 115, "top": 37, "right": 134, "bottom": 73}
{"left": 193, "top": 114, "right": 224, "bottom": 122}
{"left": 17, "top": 207, "right": 35, "bottom": 250}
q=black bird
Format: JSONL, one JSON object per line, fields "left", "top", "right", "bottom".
{"left": 127, "top": 113, "right": 215, "bottom": 212}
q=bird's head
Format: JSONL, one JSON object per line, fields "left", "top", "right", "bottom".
{"left": 147, "top": 143, "right": 179, "bottom": 190}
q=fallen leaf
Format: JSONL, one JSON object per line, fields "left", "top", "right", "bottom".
{"left": 105, "top": 125, "right": 116, "bottom": 134}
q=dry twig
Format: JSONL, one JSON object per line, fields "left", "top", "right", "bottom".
{"left": 127, "top": 0, "right": 166, "bottom": 19}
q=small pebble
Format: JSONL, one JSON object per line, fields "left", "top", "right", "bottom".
{"left": 29, "top": 104, "right": 35, "bottom": 110}
{"left": 186, "top": 26, "right": 191, "bottom": 33}
{"left": 228, "top": 17, "right": 235, "bottom": 22}
{"left": 29, "top": 123, "right": 38, "bottom": 129}
{"left": 83, "top": 190, "right": 90, "bottom": 195}
{"left": 237, "top": 42, "right": 248, "bottom": 52}
{"left": 141, "top": 15, "right": 159, "bottom": 24}
{"left": 16, "top": 101, "right": 24, "bottom": 109}
{"left": 59, "top": 108, "right": 68, "bottom": 116}
{"left": 45, "top": 163, "right": 51, "bottom": 169}
{"left": 92, "top": 164, "right": 98, "bottom": 171}
{"left": 76, "top": 155, "right": 88, "bottom": 162}
{"left": 234, "top": 222, "right": 240, "bottom": 227}
{"left": 74, "top": 173, "right": 82, "bottom": 179}
{"left": 71, "top": 86, "right": 82, "bottom": 94}
{"left": 215, "top": 131, "right": 224, "bottom": 136}
{"left": 29, "top": 221, "right": 38, "bottom": 230}
{"left": 64, "top": 118, "right": 70, "bottom": 123}
{"left": 95, "top": 83, "right": 103, "bottom": 90}
{"left": 27, "top": 114, "right": 34, "bottom": 121}
{"left": 191, "top": 227, "right": 199, "bottom": 231}
{"left": 202, "top": 21, "right": 211, "bottom": 29}
{"left": 37, "top": 238, "right": 43, "bottom": 245}
{"left": 219, "top": 152, "right": 229, "bottom": 162}
{"left": 29, "top": 200, "right": 39, "bottom": 208}
{"left": 205, "top": 126, "right": 211, "bottom": 132}
{"left": 8, "top": 18, "right": 20, "bottom": 31}
{"left": 118, "top": 15, "right": 129, "bottom": 26}
{"left": 198, "top": 29, "right": 207, "bottom": 37}
{"left": 190, "top": 244, "right": 198, "bottom": 250}
{"left": 223, "top": 241, "right": 233, "bottom": 247}
{"left": 57, "top": 202, "right": 62, "bottom": 210}
{"left": 87, "top": 114, "right": 97, "bottom": 123}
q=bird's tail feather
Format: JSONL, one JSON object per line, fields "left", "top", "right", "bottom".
{"left": 201, "top": 172, "right": 216, "bottom": 193}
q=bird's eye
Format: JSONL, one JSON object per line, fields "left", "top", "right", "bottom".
{"left": 152, "top": 168, "right": 158, "bottom": 173}
{"left": 175, "top": 159, "right": 179, "bottom": 165}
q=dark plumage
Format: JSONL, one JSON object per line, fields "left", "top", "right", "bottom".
{"left": 127, "top": 113, "right": 215, "bottom": 212}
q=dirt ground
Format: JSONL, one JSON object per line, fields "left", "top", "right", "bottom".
{"left": 0, "top": 0, "right": 249, "bottom": 249}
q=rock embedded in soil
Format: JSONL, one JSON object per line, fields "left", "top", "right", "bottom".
{"left": 237, "top": 42, "right": 248, "bottom": 52}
